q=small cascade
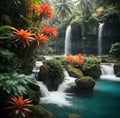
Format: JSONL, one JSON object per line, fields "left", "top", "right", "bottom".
{"left": 58, "top": 70, "right": 76, "bottom": 92}
{"left": 101, "top": 63, "right": 114, "bottom": 75}
{"left": 32, "top": 61, "right": 43, "bottom": 73}
{"left": 64, "top": 25, "right": 72, "bottom": 55}
{"left": 98, "top": 23, "right": 104, "bottom": 57}
{"left": 37, "top": 81, "right": 50, "bottom": 97}
{"left": 100, "top": 63, "right": 120, "bottom": 81}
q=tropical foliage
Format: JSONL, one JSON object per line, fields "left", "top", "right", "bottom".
{"left": 82, "top": 56, "right": 101, "bottom": 71}
{"left": 0, "top": 73, "right": 33, "bottom": 96}
{"left": 110, "top": 42, "right": 120, "bottom": 59}
{"left": 55, "top": 0, "right": 73, "bottom": 20}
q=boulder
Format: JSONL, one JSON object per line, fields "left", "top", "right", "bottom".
{"left": 27, "top": 83, "right": 40, "bottom": 104}
{"left": 114, "top": 64, "right": 120, "bottom": 77}
{"left": 75, "top": 76, "right": 96, "bottom": 91}
{"left": 38, "top": 59, "right": 64, "bottom": 91}
{"left": 83, "top": 67, "right": 101, "bottom": 79}
{"left": 26, "top": 105, "right": 54, "bottom": 118}
{"left": 66, "top": 64, "right": 83, "bottom": 78}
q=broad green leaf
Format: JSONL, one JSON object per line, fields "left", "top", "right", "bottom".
{"left": 0, "top": 25, "right": 16, "bottom": 31}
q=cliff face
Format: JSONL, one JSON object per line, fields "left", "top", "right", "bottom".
{"left": 71, "top": 19, "right": 120, "bottom": 55}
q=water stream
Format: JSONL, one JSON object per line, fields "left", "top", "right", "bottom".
{"left": 64, "top": 25, "right": 72, "bottom": 55}
{"left": 38, "top": 62, "right": 120, "bottom": 118}
{"left": 98, "top": 23, "right": 104, "bottom": 57}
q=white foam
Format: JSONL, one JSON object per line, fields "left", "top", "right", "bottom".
{"left": 40, "top": 91, "right": 72, "bottom": 107}
{"left": 100, "top": 75, "right": 120, "bottom": 81}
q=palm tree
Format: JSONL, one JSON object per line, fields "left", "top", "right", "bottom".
{"left": 74, "top": 0, "right": 93, "bottom": 17}
{"left": 55, "top": 0, "right": 73, "bottom": 20}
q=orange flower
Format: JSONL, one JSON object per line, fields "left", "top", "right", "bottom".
{"left": 6, "top": 96, "right": 33, "bottom": 118}
{"left": 65, "top": 54, "right": 84, "bottom": 65}
{"left": 35, "top": 33, "right": 48, "bottom": 47}
{"left": 40, "top": 3, "right": 54, "bottom": 20}
{"left": 29, "top": 4, "right": 41, "bottom": 17}
{"left": 13, "top": 29, "right": 34, "bottom": 47}
{"left": 29, "top": 3, "right": 54, "bottom": 20}
{"left": 41, "top": 26, "right": 57, "bottom": 38}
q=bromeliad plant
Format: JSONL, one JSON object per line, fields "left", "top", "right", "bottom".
{"left": 65, "top": 54, "right": 85, "bottom": 65}
{"left": 6, "top": 96, "right": 33, "bottom": 118}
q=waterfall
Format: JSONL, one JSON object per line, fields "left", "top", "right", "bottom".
{"left": 58, "top": 70, "right": 76, "bottom": 92}
{"left": 98, "top": 23, "right": 104, "bottom": 57}
{"left": 37, "top": 81, "right": 50, "bottom": 97}
{"left": 101, "top": 63, "right": 115, "bottom": 75}
{"left": 100, "top": 63, "right": 120, "bottom": 81}
{"left": 40, "top": 70, "right": 76, "bottom": 106}
{"left": 64, "top": 25, "right": 72, "bottom": 55}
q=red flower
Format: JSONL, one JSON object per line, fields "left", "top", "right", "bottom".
{"left": 6, "top": 96, "right": 33, "bottom": 118}
{"left": 29, "top": 4, "right": 41, "bottom": 17}
{"left": 35, "top": 33, "right": 48, "bottom": 47}
{"left": 13, "top": 29, "right": 34, "bottom": 47}
{"left": 29, "top": 3, "right": 54, "bottom": 20}
{"left": 40, "top": 3, "right": 54, "bottom": 20}
{"left": 41, "top": 26, "right": 57, "bottom": 38}
{"left": 65, "top": 54, "right": 84, "bottom": 65}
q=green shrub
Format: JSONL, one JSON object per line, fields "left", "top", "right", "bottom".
{"left": 82, "top": 56, "right": 101, "bottom": 79}
{"left": 82, "top": 56, "right": 101, "bottom": 71}
{"left": 0, "top": 73, "right": 33, "bottom": 96}
{"left": 45, "top": 59, "right": 64, "bottom": 79}
{"left": 38, "top": 59, "right": 64, "bottom": 90}
{"left": 75, "top": 76, "right": 96, "bottom": 90}
{"left": 109, "top": 42, "right": 120, "bottom": 59}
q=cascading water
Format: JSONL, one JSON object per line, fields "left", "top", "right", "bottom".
{"left": 58, "top": 70, "right": 76, "bottom": 92}
{"left": 100, "top": 63, "right": 120, "bottom": 81}
{"left": 64, "top": 25, "right": 72, "bottom": 55}
{"left": 98, "top": 23, "right": 104, "bottom": 57}
{"left": 40, "top": 70, "right": 76, "bottom": 106}
{"left": 37, "top": 81, "right": 50, "bottom": 97}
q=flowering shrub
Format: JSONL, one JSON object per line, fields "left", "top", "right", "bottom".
{"left": 12, "top": 2, "right": 57, "bottom": 48}
{"left": 65, "top": 54, "right": 84, "bottom": 65}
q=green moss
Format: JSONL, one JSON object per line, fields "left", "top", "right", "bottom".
{"left": 26, "top": 105, "right": 53, "bottom": 118}
{"left": 66, "top": 64, "right": 83, "bottom": 78}
{"left": 82, "top": 56, "right": 101, "bottom": 79}
{"left": 38, "top": 59, "right": 64, "bottom": 90}
{"left": 75, "top": 76, "right": 96, "bottom": 90}
{"left": 27, "top": 83, "right": 40, "bottom": 104}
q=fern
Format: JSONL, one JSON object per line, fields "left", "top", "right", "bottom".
{"left": 0, "top": 73, "right": 33, "bottom": 96}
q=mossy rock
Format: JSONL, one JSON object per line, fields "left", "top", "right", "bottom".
{"left": 27, "top": 83, "right": 40, "bottom": 104}
{"left": 65, "top": 114, "right": 82, "bottom": 118}
{"left": 26, "top": 105, "right": 53, "bottom": 118}
{"left": 82, "top": 56, "right": 101, "bottom": 79}
{"left": 66, "top": 64, "right": 83, "bottom": 78}
{"left": 114, "top": 64, "right": 120, "bottom": 77}
{"left": 75, "top": 76, "right": 96, "bottom": 90}
{"left": 38, "top": 59, "right": 64, "bottom": 91}
{"left": 83, "top": 67, "right": 101, "bottom": 79}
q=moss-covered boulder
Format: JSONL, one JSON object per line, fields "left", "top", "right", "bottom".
{"left": 114, "top": 64, "right": 120, "bottom": 77}
{"left": 65, "top": 114, "right": 82, "bottom": 118}
{"left": 38, "top": 59, "right": 64, "bottom": 91}
{"left": 26, "top": 105, "right": 53, "bottom": 118}
{"left": 66, "top": 64, "right": 83, "bottom": 78}
{"left": 27, "top": 83, "right": 40, "bottom": 104}
{"left": 75, "top": 76, "right": 96, "bottom": 91}
{"left": 82, "top": 56, "right": 101, "bottom": 79}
